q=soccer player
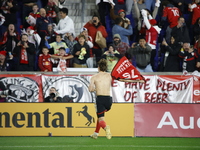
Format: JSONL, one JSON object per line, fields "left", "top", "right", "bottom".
{"left": 88, "top": 59, "right": 112, "bottom": 139}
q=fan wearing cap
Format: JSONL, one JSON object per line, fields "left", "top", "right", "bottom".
{"left": 0, "top": 51, "right": 13, "bottom": 71}
{"left": 79, "top": 27, "right": 94, "bottom": 68}
{"left": 112, "top": 34, "right": 130, "bottom": 57}
{"left": 141, "top": 9, "right": 161, "bottom": 71}
{"left": 24, "top": 26, "right": 41, "bottom": 49}
{"left": 110, "top": 4, "right": 130, "bottom": 29}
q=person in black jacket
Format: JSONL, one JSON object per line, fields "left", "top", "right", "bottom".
{"left": 13, "top": 34, "right": 36, "bottom": 71}
{"left": 0, "top": 0, "right": 18, "bottom": 39}
{"left": 72, "top": 34, "right": 90, "bottom": 68}
{"left": 44, "top": 87, "right": 62, "bottom": 102}
{"left": 179, "top": 42, "right": 200, "bottom": 72}
{"left": 193, "top": 17, "right": 200, "bottom": 41}
{"left": 159, "top": 36, "right": 182, "bottom": 72}
{"left": 171, "top": 16, "right": 190, "bottom": 44}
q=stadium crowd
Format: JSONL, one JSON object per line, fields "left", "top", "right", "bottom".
{"left": 0, "top": 0, "right": 200, "bottom": 73}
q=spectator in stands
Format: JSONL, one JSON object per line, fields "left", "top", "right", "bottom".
{"left": 22, "top": 26, "right": 41, "bottom": 52}
{"left": 112, "top": 34, "right": 129, "bottom": 57}
{"left": 171, "top": 0, "right": 191, "bottom": 14}
{"left": 36, "top": 8, "right": 53, "bottom": 37}
{"left": 171, "top": 17, "right": 190, "bottom": 44}
{"left": 39, "top": 23, "right": 57, "bottom": 54}
{"left": 110, "top": 5, "right": 130, "bottom": 29}
{"left": 22, "top": 0, "right": 38, "bottom": 28}
{"left": 162, "top": 0, "right": 181, "bottom": 43}
{"left": 63, "top": 33, "right": 77, "bottom": 67}
{"left": 45, "top": 23, "right": 57, "bottom": 43}
{"left": 102, "top": 44, "right": 122, "bottom": 72}
{"left": 0, "top": 50, "right": 13, "bottom": 71}
{"left": 44, "top": 87, "right": 62, "bottom": 102}
{"left": 125, "top": 0, "right": 135, "bottom": 15}
{"left": 54, "top": 8, "right": 75, "bottom": 36}
{"left": 132, "top": 0, "right": 160, "bottom": 41}
{"left": 194, "top": 36, "right": 200, "bottom": 54}
{"left": 72, "top": 35, "right": 90, "bottom": 68}
{"left": 127, "top": 38, "right": 153, "bottom": 72}
{"left": 13, "top": 34, "right": 36, "bottom": 71}
{"left": 0, "top": 0, "right": 18, "bottom": 39}
{"left": 84, "top": 14, "right": 108, "bottom": 66}
{"left": 79, "top": 27, "right": 94, "bottom": 49}
{"left": 0, "top": 24, "right": 19, "bottom": 53}
{"left": 45, "top": 34, "right": 68, "bottom": 54}
{"left": 25, "top": 4, "right": 40, "bottom": 28}
{"left": 141, "top": 9, "right": 161, "bottom": 71}
{"left": 79, "top": 27, "right": 94, "bottom": 68}
{"left": 112, "top": 17, "right": 133, "bottom": 45}
{"left": 96, "top": 0, "right": 114, "bottom": 28}
{"left": 179, "top": 42, "right": 200, "bottom": 72}
{"left": 193, "top": 17, "right": 200, "bottom": 41}
{"left": 44, "top": 0, "right": 59, "bottom": 24}
{"left": 51, "top": 47, "right": 73, "bottom": 72}
{"left": 159, "top": 37, "right": 182, "bottom": 72}
{"left": 64, "top": 33, "right": 77, "bottom": 54}
{"left": 38, "top": 46, "right": 52, "bottom": 72}
{"left": 188, "top": 0, "right": 200, "bottom": 26}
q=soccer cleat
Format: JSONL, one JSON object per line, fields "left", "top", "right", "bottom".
{"left": 90, "top": 133, "right": 98, "bottom": 139}
{"left": 105, "top": 125, "right": 112, "bottom": 139}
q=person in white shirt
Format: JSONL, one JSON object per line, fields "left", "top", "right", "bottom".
{"left": 54, "top": 8, "right": 75, "bottom": 36}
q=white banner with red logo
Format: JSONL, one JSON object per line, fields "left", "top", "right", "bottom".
{"left": 135, "top": 103, "right": 200, "bottom": 137}
{"left": 112, "top": 75, "right": 194, "bottom": 103}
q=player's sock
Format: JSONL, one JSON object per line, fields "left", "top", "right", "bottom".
{"left": 95, "top": 120, "right": 100, "bottom": 133}
{"left": 99, "top": 120, "right": 106, "bottom": 129}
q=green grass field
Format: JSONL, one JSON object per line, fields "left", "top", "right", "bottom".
{"left": 0, "top": 137, "right": 199, "bottom": 150}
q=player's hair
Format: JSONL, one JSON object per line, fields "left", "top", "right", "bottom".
{"left": 98, "top": 58, "right": 107, "bottom": 72}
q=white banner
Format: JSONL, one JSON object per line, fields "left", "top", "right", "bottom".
{"left": 112, "top": 75, "right": 193, "bottom": 103}
{"left": 42, "top": 75, "right": 96, "bottom": 103}
{"left": 41, "top": 75, "right": 193, "bottom": 103}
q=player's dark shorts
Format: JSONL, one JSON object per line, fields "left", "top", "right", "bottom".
{"left": 96, "top": 95, "right": 112, "bottom": 118}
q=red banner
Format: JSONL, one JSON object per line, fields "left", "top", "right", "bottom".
{"left": 0, "top": 74, "right": 43, "bottom": 102}
{"left": 135, "top": 103, "right": 200, "bottom": 137}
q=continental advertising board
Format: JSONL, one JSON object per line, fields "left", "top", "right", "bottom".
{"left": 0, "top": 103, "right": 134, "bottom": 136}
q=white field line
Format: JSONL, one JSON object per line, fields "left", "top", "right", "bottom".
{"left": 0, "top": 145, "right": 200, "bottom": 148}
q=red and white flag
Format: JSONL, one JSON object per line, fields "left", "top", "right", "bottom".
{"left": 111, "top": 56, "right": 145, "bottom": 82}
